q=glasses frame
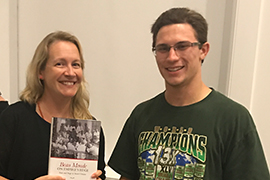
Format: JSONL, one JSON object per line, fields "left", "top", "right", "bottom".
{"left": 152, "top": 41, "right": 202, "bottom": 57}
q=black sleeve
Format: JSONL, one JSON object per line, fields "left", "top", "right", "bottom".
{"left": 0, "top": 104, "right": 15, "bottom": 177}
{"left": 98, "top": 127, "right": 106, "bottom": 180}
{"left": 0, "top": 101, "right": 9, "bottom": 115}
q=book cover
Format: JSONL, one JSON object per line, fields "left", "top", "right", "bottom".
{"left": 48, "top": 117, "right": 101, "bottom": 180}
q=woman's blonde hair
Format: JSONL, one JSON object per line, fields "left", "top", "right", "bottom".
{"left": 20, "top": 31, "right": 92, "bottom": 119}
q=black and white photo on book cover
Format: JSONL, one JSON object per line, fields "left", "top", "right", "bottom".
{"left": 48, "top": 117, "right": 101, "bottom": 180}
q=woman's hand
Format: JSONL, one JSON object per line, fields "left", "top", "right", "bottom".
{"left": 91, "top": 170, "right": 102, "bottom": 180}
{"left": 35, "top": 175, "right": 66, "bottom": 180}
{"left": 33, "top": 170, "right": 102, "bottom": 180}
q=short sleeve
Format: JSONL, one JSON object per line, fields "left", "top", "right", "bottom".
{"left": 222, "top": 129, "right": 270, "bottom": 179}
{"left": 108, "top": 115, "right": 140, "bottom": 180}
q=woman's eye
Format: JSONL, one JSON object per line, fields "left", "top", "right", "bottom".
{"left": 55, "top": 62, "right": 64, "bottom": 67}
{"left": 73, "top": 63, "right": 81, "bottom": 68}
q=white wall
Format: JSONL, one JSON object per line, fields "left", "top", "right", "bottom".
{"left": 251, "top": 3, "right": 270, "bottom": 169}
{"left": 16, "top": 1, "right": 222, "bottom": 178}
{"left": 0, "top": 0, "right": 10, "bottom": 101}
{"left": 0, "top": 0, "right": 18, "bottom": 103}
{"left": 251, "top": 0, "right": 270, "bottom": 166}
{"left": 227, "top": 0, "right": 270, "bottom": 168}
{"left": 1, "top": 0, "right": 269, "bottom": 178}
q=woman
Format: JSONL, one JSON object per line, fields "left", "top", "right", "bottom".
{"left": 0, "top": 31, "right": 105, "bottom": 180}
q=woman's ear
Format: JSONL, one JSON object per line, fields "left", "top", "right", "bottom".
{"left": 39, "top": 72, "right": 44, "bottom": 80}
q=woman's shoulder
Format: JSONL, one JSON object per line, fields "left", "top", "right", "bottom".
{"left": 0, "top": 101, "right": 9, "bottom": 113}
{"left": 4, "top": 101, "right": 34, "bottom": 114}
{"left": 10, "top": 100, "right": 32, "bottom": 107}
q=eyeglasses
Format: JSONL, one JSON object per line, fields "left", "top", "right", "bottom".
{"left": 152, "top": 41, "right": 201, "bottom": 58}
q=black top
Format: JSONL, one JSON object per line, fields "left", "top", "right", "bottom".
{"left": 0, "top": 101, "right": 106, "bottom": 180}
{"left": 0, "top": 101, "right": 8, "bottom": 115}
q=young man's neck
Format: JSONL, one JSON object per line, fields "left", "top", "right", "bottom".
{"left": 164, "top": 82, "right": 211, "bottom": 107}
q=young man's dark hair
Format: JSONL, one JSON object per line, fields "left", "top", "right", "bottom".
{"left": 151, "top": 7, "right": 208, "bottom": 49}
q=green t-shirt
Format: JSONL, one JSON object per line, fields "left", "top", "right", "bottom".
{"left": 108, "top": 89, "right": 269, "bottom": 180}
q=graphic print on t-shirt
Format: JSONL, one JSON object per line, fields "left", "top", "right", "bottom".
{"left": 138, "top": 126, "right": 207, "bottom": 180}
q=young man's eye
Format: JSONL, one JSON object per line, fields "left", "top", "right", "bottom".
{"left": 175, "top": 44, "right": 188, "bottom": 50}
{"left": 156, "top": 45, "right": 169, "bottom": 52}
{"left": 175, "top": 42, "right": 190, "bottom": 50}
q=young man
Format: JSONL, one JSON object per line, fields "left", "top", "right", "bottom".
{"left": 108, "top": 7, "right": 270, "bottom": 180}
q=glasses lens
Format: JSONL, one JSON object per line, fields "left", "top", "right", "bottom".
{"left": 174, "top": 41, "right": 191, "bottom": 51}
{"left": 154, "top": 41, "right": 199, "bottom": 57}
{"left": 156, "top": 44, "right": 170, "bottom": 53}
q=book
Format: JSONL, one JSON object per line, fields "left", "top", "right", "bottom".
{"left": 48, "top": 117, "right": 101, "bottom": 180}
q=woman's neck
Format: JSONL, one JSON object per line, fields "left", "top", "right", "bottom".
{"left": 36, "top": 95, "right": 73, "bottom": 123}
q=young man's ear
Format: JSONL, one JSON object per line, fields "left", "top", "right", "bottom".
{"left": 200, "top": 42, "right": 210, "bottom": 61}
